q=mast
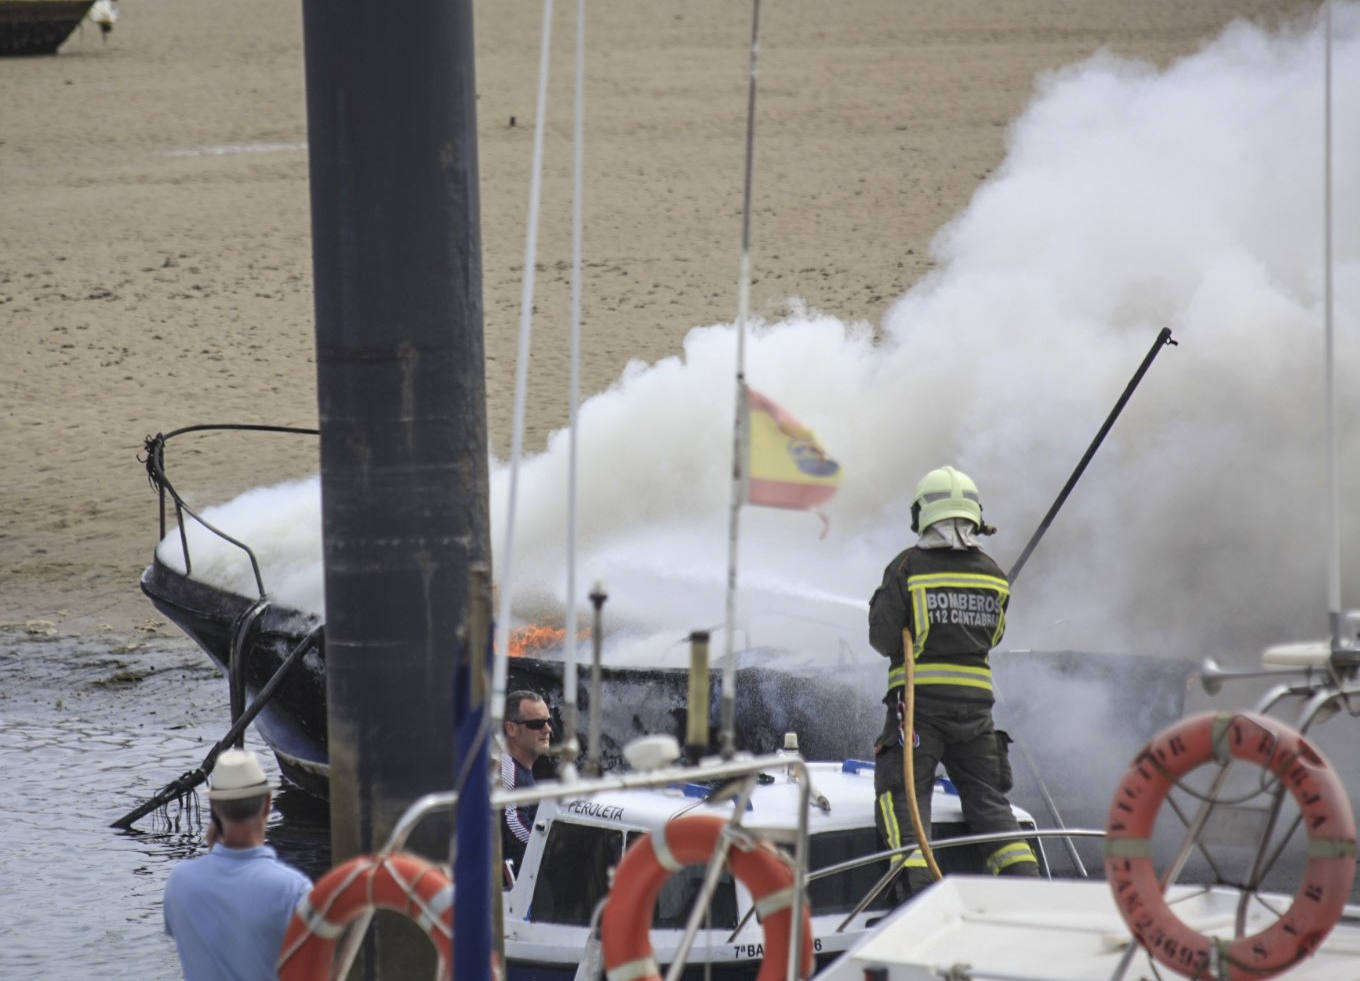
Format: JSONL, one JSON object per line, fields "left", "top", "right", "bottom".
{"left": 1323, "top": 0, "right": 1343, "bottom": 655}
{"left": 491, "top": 0, "right": 556, "bottom": 756}
{"left": 562, "top": 0, "right": 586, "bottom": 776}
{"left": 721, "top": 0, "right": 763, "bottom": 758}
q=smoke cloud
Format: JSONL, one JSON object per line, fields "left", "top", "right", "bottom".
{"left": 161, "top": 7, "right": 1360, "bottom": 671}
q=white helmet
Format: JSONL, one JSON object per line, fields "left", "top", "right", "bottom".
{"left": 911, "top": 465, "right": 983, "bottom": 533}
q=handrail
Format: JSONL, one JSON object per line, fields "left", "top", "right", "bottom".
{"left": 717, "top": 827, "right": 1104, "bottom": 945}
{"left": 141, "top": 424, "right": 318, "bottom": 598}
{"left": 808, "top": 827, "right": 1106, "bottom": 887}
{"left": 376, "top": 752, "right": 812, "bottom": 981}
{"left": 380, "top": 760, "right": 1106, "bottom": 981}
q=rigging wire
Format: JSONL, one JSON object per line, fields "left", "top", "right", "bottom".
{"left": 491, "top": 0, "right": 556, "bottom": 743}
{"left": 561, "top": 0, "right": 586, "bottom": 777}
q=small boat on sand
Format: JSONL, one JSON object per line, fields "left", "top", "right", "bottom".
{"left": 0, "top": 0, "right": 94, "bottom": 55}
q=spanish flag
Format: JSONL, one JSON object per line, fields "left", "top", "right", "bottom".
{"left": 743, "top": 386, "right": 843, "bottom": 512}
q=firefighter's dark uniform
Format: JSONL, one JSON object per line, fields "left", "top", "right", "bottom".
{"left": 868, "top": 540, "right": 1039, "bottom": 896}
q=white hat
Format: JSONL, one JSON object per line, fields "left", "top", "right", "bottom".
{"left": 207, "top": 748, "right": 273, "bottom": 801}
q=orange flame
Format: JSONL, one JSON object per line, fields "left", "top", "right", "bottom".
{"left": 506, "top": 624, "right": 591, "bottom": 658}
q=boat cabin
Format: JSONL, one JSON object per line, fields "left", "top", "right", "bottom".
{"left": 500, "top": 757, "right": 1046, "bottom": 980}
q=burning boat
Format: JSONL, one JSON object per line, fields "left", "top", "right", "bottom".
{"left": 138, "top": 424, "right": 1197, "bottom": 848}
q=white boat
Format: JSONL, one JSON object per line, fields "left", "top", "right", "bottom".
{"left": 810, "top": 630, "right": 1360, "bottom": 981}
{"left": 502, "top": 757, "right": 1052, "bottom": 980}
{"left": 811, "top": 876, "right": 1360, "bottom": 981}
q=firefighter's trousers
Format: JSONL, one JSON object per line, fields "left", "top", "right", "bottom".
{"left": 873, "top": 696, "right": 1039, "bottom": 897}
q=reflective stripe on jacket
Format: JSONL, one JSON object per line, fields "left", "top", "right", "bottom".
{"left": 869, "top": 544, "right": 1009, "bottom": 704}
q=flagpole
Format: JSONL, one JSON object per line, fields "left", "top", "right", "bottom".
{"left": 1323, "top": 1, "right": 1343, "bottom": 657}
{"left": 560, "top": 0, "right": 586, "bottom": 778}
{"left": 721, "top": 0, "right": 762, "bottom": 758}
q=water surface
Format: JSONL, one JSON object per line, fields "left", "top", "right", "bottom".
{"left": 0, "top": 631, "right": 328, "bottom": 980}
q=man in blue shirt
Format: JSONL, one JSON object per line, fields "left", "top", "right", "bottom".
{"left": 163, "top": 748, "right": 312, "bottom": 980}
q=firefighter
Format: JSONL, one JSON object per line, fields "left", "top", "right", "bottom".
{"left": 868, "top": 464, "right": 1039, "bottom": 898}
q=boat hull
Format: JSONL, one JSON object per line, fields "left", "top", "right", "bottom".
{"left": 0, "top": 0, "right": 94, "bottom": 55}
{"left": 139, "top": 559, "right": 890, "bottom": 795}
{"left": 504, "top": 952, "right": 843, "bottom": 981}
{"left": 140, "top": 557, "right": 1197, "bottom": 836}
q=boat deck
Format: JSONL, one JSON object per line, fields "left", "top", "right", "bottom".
{"left": 814, "top": 875, "right": 1360, "bottom": 980}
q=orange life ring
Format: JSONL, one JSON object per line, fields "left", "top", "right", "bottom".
{"left": 1105, "top": 711, "right": 1356, "bottom": 980}
{"left": 601, "top": 813, "right": 815, "bottom": 981}
{"left": 276, "top": 852, "right": 453, "bottom": 981}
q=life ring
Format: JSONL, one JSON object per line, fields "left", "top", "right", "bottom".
{"left": 1105, "top": 711, "right": 1356, "bottom": 980}
{"left": 601, "top": 813, "right": 815, "bottom": 981}
{"left": 277, "top": 852, "right": 453, "bottom": 980}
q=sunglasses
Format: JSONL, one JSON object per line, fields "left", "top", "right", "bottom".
{"left": 513, "top": 717, "right": 551, "bottom": 730}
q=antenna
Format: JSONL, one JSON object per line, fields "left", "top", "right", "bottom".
{"left": 1323, "top": 1, "right": 1350, "bottom": 662}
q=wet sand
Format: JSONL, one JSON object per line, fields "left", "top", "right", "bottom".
{"left": 0, "top": 0, "right": 1316, "bottom": 642}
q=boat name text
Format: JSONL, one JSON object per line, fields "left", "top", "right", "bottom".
{"left": 733, "top": 939, "right": 823, "bottom": 958}
{"left": 563, "top": 799, "right": 625, "bottom": 822}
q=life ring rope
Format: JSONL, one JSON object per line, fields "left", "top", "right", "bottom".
{"left": 1105, "top": 710, "right": 1357, "bottom": 981}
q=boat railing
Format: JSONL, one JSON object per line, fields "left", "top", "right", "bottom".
{"left": 370, "top": 754, "right": 1109, "bottom": 981}
{"left": 1103, "top": 644, "right": 1360, "bottom": 980}
{"left": 141, "top": 423, "right": 318, "bottom": 599}
{"left": 359, "top": 751, "right": 814, "bottom": 981}
{"left": 826, "top": 827, "right": 1108, "bottom": 933}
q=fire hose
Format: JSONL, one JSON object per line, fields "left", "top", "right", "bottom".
{"left": 900, "top": 628, "right": 944, "bottom": 881}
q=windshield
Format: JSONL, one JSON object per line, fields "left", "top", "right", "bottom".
{"left": 625, "top": 830, "right": 739, "bottom": 930}
{"left": 530, "top": 821, "right": 623, "bottom": 925}
{"left": 806, "top": 827, "right": 894, "bottom": 915}
{"left": 528, "top": 822, "right": 739, "bottom": 930}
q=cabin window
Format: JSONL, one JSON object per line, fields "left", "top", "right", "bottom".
{"left": 804, "top": 828, "right": 894, "bottom": 915}
{"left": 624, "top": 831, "right": 739, "bottom": 930}
{"left": 530, "top": 822, "right": 624, "bottom": 925}
{"left": 929, "top": 821, "right": 984, "bottom": 875}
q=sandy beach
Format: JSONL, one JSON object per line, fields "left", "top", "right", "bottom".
{"left": 1, "top": 0, "right": 1318, "bottom": 643}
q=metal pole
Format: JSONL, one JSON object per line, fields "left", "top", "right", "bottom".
{"left": 1008, "top": 327, "right": 1176, "bottom": 583}
{"left": 454, "top": 566, "right": 495, "bottom": 980}
{"left": 300, "top": 0, "right": 489, "bottom": 974}
{"left": 110, "top": 624, "right": 324, "bottom": 830}
{"left": 491, "top": 0, "right": 555, "bottom": 759}
{"left": 586, "top": 582, "right": 606, "bottom": 777}
{"left": 1323, "top": 1, "right": 1344, "bottom": 659}
{"left": 686, "top": 630, "right": 711, "bottom": 762}
{"left": 721, "top": 0, "right": 763, "bottom": 759}
{"left": 561, "top": 0, "right": 587, "bottom": 781}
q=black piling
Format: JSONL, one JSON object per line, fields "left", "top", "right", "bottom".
{"left": 299, "top": 0, "right": 489, "bottom": 976}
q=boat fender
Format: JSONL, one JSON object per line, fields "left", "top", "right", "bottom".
{"left": 276, "top": 852, "right": 455, "bottom": 980}
{"left": 1104, "top": 711, "right": 1356, "bottom": 981}
{"left": 600, "top": 814, "right": 815, "bottom": 981}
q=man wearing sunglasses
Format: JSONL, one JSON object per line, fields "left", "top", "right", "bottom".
{"left": 499, "top": 690, "right": 553, "bottom": 872}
